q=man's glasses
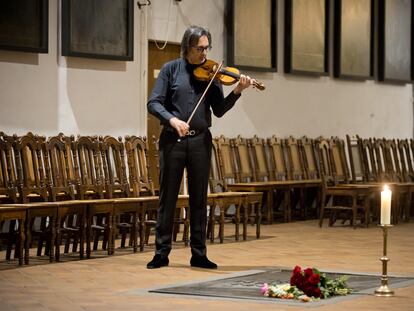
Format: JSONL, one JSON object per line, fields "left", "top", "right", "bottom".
{"left": 193, "top": 45, "right": 211, "bottom": 53}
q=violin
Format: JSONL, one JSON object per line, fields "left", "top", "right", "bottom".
{"left": 193, "top": 59, "right": 265, "bottom": 91}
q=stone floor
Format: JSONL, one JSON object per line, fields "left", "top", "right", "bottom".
{"left": 0, "top": 219, "right": 413, "bottom": 311}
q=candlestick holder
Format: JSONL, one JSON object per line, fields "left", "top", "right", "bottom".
{"left": 375, "top": 224, "right": 394, "bottom": 297}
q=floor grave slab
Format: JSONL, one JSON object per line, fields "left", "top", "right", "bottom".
{"left": 147, "top": 268, "right": 414, "bottom": 306}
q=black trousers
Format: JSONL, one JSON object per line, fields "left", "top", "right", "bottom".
{"left": 155, "top": 129, "right": 212, "bottom": 258}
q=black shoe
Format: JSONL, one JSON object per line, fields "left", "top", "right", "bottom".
{"left": 147, "top": 254, "right": 169, "bottom": 269}
{"left": 190, "top": 256, "right": 217, "bottom": 269}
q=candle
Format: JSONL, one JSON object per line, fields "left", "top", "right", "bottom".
{"left": 381, "top": 185, "right": 392, "bottom": 225}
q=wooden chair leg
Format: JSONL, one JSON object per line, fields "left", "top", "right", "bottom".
{"left": 318, "top": 194, "right": 327, "bottom": 227}
{"left": 352, "top": 196, "right": 358, "bottom": 229}
{"left": 6, "top": 220, "right": 16, "bottom": 260}
{"left": 256, "top": 202, "right": 261, "bottom": 239}
{"left": 208, "top": 206, "right": 216, "bottom": 243}
{"left": 219, "top": 208, "right": 225, "bottom": 244}
{"left": 132, "top": 213, "right": 138, "bottom": 253}
{"left": 234, "top": 205, "right": 240, "bottom": 242}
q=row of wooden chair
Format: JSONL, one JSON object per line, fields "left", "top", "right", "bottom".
{"left": 0, "top": 132, "right": 154, "bottom": 265}
{"left": 210, "top": 135, "right": 321, "bottom": 224}
{"left": 0, "top": 132, "right": 262, "bottom": 265}
{"left": 209, "top": 134, "right": 414, "bottom": 227}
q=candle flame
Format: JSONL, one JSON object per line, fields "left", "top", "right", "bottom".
{"left": 383, "top": 184, "right": 389, "bottom": 191}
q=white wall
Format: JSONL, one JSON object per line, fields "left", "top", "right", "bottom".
{"left": 0, "top": 0, "right": 412, "bottom": 140}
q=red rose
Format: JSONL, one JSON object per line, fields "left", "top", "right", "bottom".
{"left": 312, "top": 287, "right": 322, "bottom": 298}
{"left": 304, "top": 268, "right": 313, "bottom": 278}
{"left": 290, "top": 275, "right": 303, "bottom": 287}
{"left": 308, "top": 273, "right": 320, "bottom": 285}
{"left": 293, "top": 266, "right": 302, "bottom": 275}
{"left": 302, "top": 285, "right": 314, "bottom": 296}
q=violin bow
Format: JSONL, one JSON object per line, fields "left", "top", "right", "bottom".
{"left": 187, "top": 60, "right": 223, "bottom": 125}
{"left": 177, "top": 60, "right": 223, "bottom": 142}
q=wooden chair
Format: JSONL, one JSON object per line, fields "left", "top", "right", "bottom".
{"left": 44, "top": 134, "right": 87, "bottom": 261}
{"left": 299, "top": 136, "right": 323, "bottom": 218}
{"left": 0, "top": 133, "right": 17, "bottom": 203}
{"left": 9, "top": 133, "right": 57, "bottom": 263}
{"left": 222, "top": 135, "right": 275, "bottom": 223}
{"left": 317, "top": 138, "right": 372, "bottom": 228}
{"left": 0, "top": 134, "right": 19, "bottom": 261}
{"left": 386, "top": 139, "right": 412, "bottom": 222}
{"left": 72, "top": 135, "right": 112, "bottom": 257}
{"left": 399, "top": 139, "right": 414, "bottom": 219}
{"left": 372, "top": 138, "right": 410, "bottom": 223}
{"left": 285, "top": 136, "right": 321, "bottom": 219}
{"left": 98, "top": 135, "right": 137, "bottom": 252}
{"left": 209, "top": 137, "right": 261, "bottom": 243}
{"left": 123, "top": 135, "right": 158, "bottom": 251}
{"left": 267, "top": 135, "right": 316, "bottom": 222}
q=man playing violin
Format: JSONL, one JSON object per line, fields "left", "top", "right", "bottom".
{"left": 147, "top": 25, "right": 253, "bottom": 269}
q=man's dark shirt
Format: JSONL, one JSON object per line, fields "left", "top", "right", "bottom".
{"left": 147, "top": 58, "right": 241, "bottom": 130}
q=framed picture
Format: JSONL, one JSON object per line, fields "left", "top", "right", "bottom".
{"left": 0, "top": 0, "right": 48, "bottom": 53}
{"left": 226, "top": 0, "right": 277, "bottom": 72}
{"left": 377, "top": 0, "right": 412, "bottom": 83}
{"left": 62, "top": 0, "right": 134, "bottom": 61}
{"left": 284, "top": 0, "right": 329, "bottom": 75}
{"left": 333, "top": 0, "right": 374, "bottom": 79}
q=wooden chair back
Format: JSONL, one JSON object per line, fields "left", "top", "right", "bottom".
{"left": 316, "top": 138, "right": 335, "bottom": 186}
{"left": 44, "top": 135, "right": 75, "bottom": 201}
{"left": 214, "top": 135, "right": 238, "bottom": 183}
{"left": 233, "top": 135, "right": 254, "bottom": 182}
{"left": 267, "top": 135, "right": 288, "bottom": 181}
{"left": 0, "top": 133, "right": 17, "bottom": 202}
{"left": 300, "top": 136, "right": 320, "bottom": 180}
{"left": 249, "top": 135, "right": 270, "bottom": 181}
{"left": 72, "top": 135, "right": 104, "bottom": 199}
{"left": 397, "top": 139, "right": 414, "bottom": 182}
{"left": 346, "top": 134, "right": 365, "bottom": 183}
{"left": 360, "top": 138, "right": 378, "bottom": 182}
{"left": 330, "top": 137, "right": 349, "bottom": 184}
{"left": 124, "top": 135, "right": 155, "bottom": 196}
{"left": 10, "top": 132, "right": 48, "bottom": 203}
{"left": 285, "top": 136, "right": 306, "bottom": 180}
{"left": 99, "top": 135, "right": 130, "bottom": 198}
{"left": 372, "top": 138, "right": 393, "bottom": 182}
{"left": 387, "top": 139, "right": 404, "bottom": 182}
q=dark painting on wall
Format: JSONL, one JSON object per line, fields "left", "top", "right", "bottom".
{"left": 62, "top": 0, "right": 134, "bottom": 61}
{"left": 0, "top": 0, "right": 48, "bottom": 53}
{"left": 226, "top": 0, "right": 277, "bottom": 71}
{"left": 334, "top": 0, "right": 373, "bottom": 79}
{"left": 378, "top": 0, "right": 412, "bottom": 83}
{"left": 285, "top": 0, "right": 329, "bottom": 75}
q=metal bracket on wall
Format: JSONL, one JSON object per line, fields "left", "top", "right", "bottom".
{"left": 137, "top": 0, "right": 151, "bottom": 10}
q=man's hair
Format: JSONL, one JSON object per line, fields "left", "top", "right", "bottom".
{"left": 180, "top": 25, "right": 212, "bottom": 58}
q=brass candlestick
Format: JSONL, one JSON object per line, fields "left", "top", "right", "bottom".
{"left": 375, "top": 224, "right": 394, "bottom": 297}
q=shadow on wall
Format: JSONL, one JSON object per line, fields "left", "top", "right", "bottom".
{"left": 0, "top": 50, "right": 39, "bottom": 65}
{"left": 66, "top": 57, "right": 126, "bottom": 71}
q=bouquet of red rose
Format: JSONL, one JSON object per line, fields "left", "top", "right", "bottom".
{"left": 290, "top": 266, "right": 351, "bottom": 299}
{"left": 290, "top": 266, "right": 322, "bottom": 298}
{"left": 261, "top": 266, "right": 351, "bottom": 302}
